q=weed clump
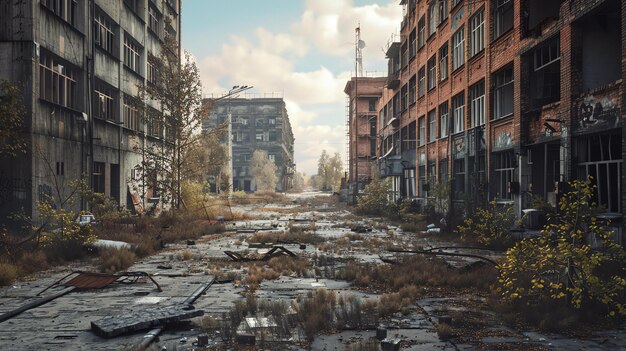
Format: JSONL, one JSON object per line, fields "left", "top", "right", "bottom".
{"left": 97, "top": 248, "right": 136, "bottom": 273}
{"left": 0, "top": 262, "right": 18, "bottom": 286}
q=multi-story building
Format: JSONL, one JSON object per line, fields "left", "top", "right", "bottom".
{"left": 366, "top": 0, "right": 624, "bottom": 225}
{"left": 344, "top": 77, "right": 387, "bottom": 201}
{"left": 0, "top": 0, "right": 181, "bottom": 221}
{"left": 202, "top": 97, "right": 295, "bottom": 192}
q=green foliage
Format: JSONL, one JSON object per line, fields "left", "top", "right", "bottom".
{"left": 455, "top": 201, "right": 515, "bottom": 248}
{"left": 36, "top": 201, "right": 96, "bottom": 260}
{"left": 497, "top": 178, "right": 626, "bottom": 317}
{"left": 0, "top": 79, "right": 26, "bottom": 157}
{"left": 431, "top": 180, "right": 451, "bottom": 215}
{"left": 316, "top": 150, "right": 343, "bottom": 191}
{"left": 356, "top": 178, "right": 397, "bottom": 217}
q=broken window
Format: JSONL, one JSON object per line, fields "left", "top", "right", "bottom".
{"left": 439, "top": 101, "right": 449, "bottom": 138}
{"left": 579, "top": 4, "right": 622, "bottom": 91}
{"left": 418, "top": 16, "right": 426, "bottom": 48}
{"left": 39, "top": 53, "right": 77, "bottom": 109}
{"left": 530, "top": 37, "right": 560, "bottom": 108}
{"left": 123, "top": 97, "right": 142, "bottom": 131}
{"left": 94, "top": 80, "right": 116, "bottom": 121}
{"left": 439, "top": 43, "right": 448, "bottom": 81}
{"left": 470, "top": 80, "right": 485, "bottom": 127}
{"left": 428, "top": 109, "right": 436, "bottom": 142}
{"left": 95, "top": 10, "right": 115, "bottom": 55}
{"left": 493, "top": 65, "right": 513, "bottom": 119}
{"left": 526, "top": 0, "right": 560, "bottom": 34}
{"left": 418, "top": 116, "right": 425, "bottom": 146}
{"left": 452, "top": 26, "right": 465, "bottom": 70}
{"left": 452, "top": 92, "right": 465, "bottom": 133}
{"left": 469, "top": 8, "right": 485, "bottom": 57}
{"left": 148, "top": 5, "right": 162, "bottom": 37}
{"left": 493, "top": 150, "right": 515, "bottom": 200}
{"left": 427, "top": 55, "right": 437, "bottom": 91}
{"left": 576, "top": 133, "right": 622, "bottom": 212}
{"left": 418, "top": 66, "right": 426, "bottom": 97}
{"left": 43, "top": 0, "right": 77, "bottom": 26}
{"left": 494, "top": 0, "right": 513, "bottom": 38}
{"left": 123, "top": 33, "right": 142, "bottom": 74}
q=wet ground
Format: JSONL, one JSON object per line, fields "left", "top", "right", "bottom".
{"left": 0, "top": 191, "right": 624, "bottom": 350}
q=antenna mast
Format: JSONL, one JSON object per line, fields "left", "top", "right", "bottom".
{"left": 356, "top": 25, "right": 364, "bottom": 77}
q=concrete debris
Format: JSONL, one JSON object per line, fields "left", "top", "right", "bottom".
{"left": 91, "top": 304, "right": 204, "bottom": 338}
{"left": 381, "top": 338, "right": 401, "bottom": 351}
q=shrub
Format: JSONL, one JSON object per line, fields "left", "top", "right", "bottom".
{"left": 436, "top": 323, "right": 453, "bottom": 341}
{"left": 98, "top": 248, "right": 137, "bottom": 273}
{"left": 455, "top": 201, "right": 515, "bottom": 248}
{"left": 0, "top": 263, "right": 18, "bottom": 286}
{"left": 356, "top": 179, "right": 397, "bottom": 217}
{"left": 497, "top": 178, "right": 626, "bottom": 318}
{"left": 17, "top": 250, "right": 48, "bottom": 275}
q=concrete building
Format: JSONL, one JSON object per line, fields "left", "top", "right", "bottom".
{"left": 202, "top": 97, "right": 295, "bottom": 192}
{"left": 344, "top": 77, "right": 387, "bottom": 201}
{"left": 0, "top": 0, "right": 181, "bottom": 221}
{"left": 353, "top": 0, "right": 624, "bottom": 231}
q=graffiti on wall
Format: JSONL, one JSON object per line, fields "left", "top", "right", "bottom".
{"left": 577, "top": 95, "right": 620, "bottom": 132}
{"left": 493, "top": 131, "right": 513, "bottom": 150}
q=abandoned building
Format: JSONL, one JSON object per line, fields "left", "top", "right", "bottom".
{"left": 0, "top": 0, "right": 182, "bottom": 221}
{"left": 344, "top": 76, "right": 387, "bottom": 202}
{"left": 346, "top": 0, "right": 625, "bottom": 233}
{"left": 202, "top": 97, "right": 296, "bottom": 192}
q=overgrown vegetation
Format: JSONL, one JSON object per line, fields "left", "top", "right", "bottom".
{"left": 455, "top": 201, "right": 516, "bottom": 248}
{"left": 497, "top": 178, "right": 626, "bottom": 319}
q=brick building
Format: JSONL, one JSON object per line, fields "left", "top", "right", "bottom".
{"left": 344, "top": 76, "right": 387, "bottom": 201}
{"left": 368, "top": 0, "right": 624, "bottom": 228}
{"left": 0, "top": 0, "right": 181, "bottom": 220}
{"left": 202, "top": 97, "right": 295, "bottom": 192}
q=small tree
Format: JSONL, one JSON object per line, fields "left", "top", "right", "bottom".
{"left": 0, "top": 79, "right": 26, "bottom": 157}
{"left": 455, "top": 201, "right": 515, "bottom": 248}
{"left": 316, "top": 150, "right": 343, "bottom": 191}
{"left": 356, "top": 178, "right": 395, "bottom": 216}
{"left": 250, "top": 150, "right": 277, "bottom": 192}
{"left": 140, "top": 34, "right": 219, "bottom": 209}
{"left": 497, "top": 178, "right": 626, "bottom": 316}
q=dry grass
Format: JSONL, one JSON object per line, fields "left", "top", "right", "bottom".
{"left": 248, "top": 228, "right": 324, "bottom": 245}
{"left": 336, "top": 256, "right": 497, "bottom": 293}
{"left": 0, "top": 262, "right": 18, "bottom": 286}
{"left": 267, "top": 255, "right": 310, "bottom": 276}
{"left": 97, "top": 248, "right": 137, "bottom": 273}
{"left": 436, "top": 323, "right": 453, "bottom": 340}
{"left": 16, "top": 250, "right": 49, "bottom": 275}
{"left": 177, "top": 249, "right": 194, "bottom": 261}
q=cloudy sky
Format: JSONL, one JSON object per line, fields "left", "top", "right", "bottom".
{"left": 182, "top": 0, "right": 402, "bottom": 175}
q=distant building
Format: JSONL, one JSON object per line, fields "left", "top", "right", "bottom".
{"left": 344, "top": 77, "right": 387, "bottom": 202}
{"left": 202, "top": 97, "right": 295, "bottom": 192}
{"left": 0, "top": 0, "right": 182, "bottom": 221}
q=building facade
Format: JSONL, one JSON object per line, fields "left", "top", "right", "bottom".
{"left": 360, "top": 0, "right": 624, "bottom": 225}
{"left": 0, "top": 0, "right": 181, "bottom": 221}
{"left": 202, "top": 98, "right": 295, "bottom": 192}
{"left": 344, "top": 77, "right": 387, "bottom": 201}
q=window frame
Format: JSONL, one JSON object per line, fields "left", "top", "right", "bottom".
{"left": 469, "top": 8, "right": 485, "bottom": 57}
{"left": 452, "top": 26, "right": 465, "bottom": 70}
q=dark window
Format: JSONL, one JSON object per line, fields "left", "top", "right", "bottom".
{"left": 418, "top": 16, "right": 426, "bottom": 48}
{"left": 427, "top": 55, "right": 437, "bottom": 91}
{"left": 369, "top": 98, "right": 377, "bottom": 112}
{"left": 93, "top": 162, "right": 105, "bottom": 193}
{"left": 439, "top": 102, "right": 449, "bottom": 138}
{"left": 494, "top": 0, "right": 513, "bottom": 38}
{"left": 418, "top": 116, "right": 425, "bottom": 146}
{"left": 469, "top": 8, "right": 485, "bottom": 57}
{"left": 438, "top": 0, "right": 448, "bottom": 24}
{"left": 123, "top": 96, "right": 142, "bottom": 131}
{"left": 401, "top": 84, "right": 408, "bottom": 111}
{"left": 409, "top": 28, "right": 417, "bottom": 58}
{"left": 470, "top": 80, "right": 485, "bottom": 127}
{"left": 418, "top": 66, "right": 426, "bottom": 97}
{"left": 148, "top": 5, "right": 162, "bottom": 37}
{"left": 56, "top": 161, "right": 64, "bottom": 176}
{"left": 428, "top": 109, "right": 436, "bottom": 142}
{"left": 452, "top": 92, "right": 465, "bottom": 133}
{"left": 530, "top": 37, "right": 560, "bottom": 108}
{"left": 428, "top": 1, "right": 437, "bottom": 36}
{"left": 493, "top": 65, "right": 513, "bottom": 119}
{"left": 409, "top": 75, "right": 416, "bottom": 105}
{"left": 493, "top": 150, "right": 515, "bottom": 200}
{"left": 95, "top": 11, "right": 115, "bottom": 55}
{"left": 439, "top": 43, "right": 448, "bottom": 81}
{"left": 42, "top": 0, "right": 77, "bottom": 26}
{"left": 124, "top": 34, "right": 142, "bottom": 74}
{"left": 94, "top": 81, "right": 116, "bottom": 121}
{"left": 452, "top": 26, "right": 465, "bottom": 70}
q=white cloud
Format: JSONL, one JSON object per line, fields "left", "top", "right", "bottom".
{"left": 193, "top": 0, "right": 401, "bottom": 175}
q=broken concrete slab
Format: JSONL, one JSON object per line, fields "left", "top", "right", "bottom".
{"left": 91, "top": 304, "right": 204, "bottom": 338}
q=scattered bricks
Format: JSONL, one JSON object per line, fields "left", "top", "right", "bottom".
{"left": 91, "top": 304, "right": 204, "bottom": 338}
{"left": 376, "top": 326, "right": 387, "bottom": 340}
{"left": 381, "top": 338, "right": 401, "bottom": 351}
